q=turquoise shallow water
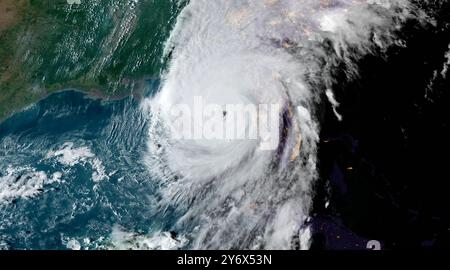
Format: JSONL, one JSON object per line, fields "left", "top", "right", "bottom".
{"left": 0, "top": 82, "right": 183, "bottom": 249}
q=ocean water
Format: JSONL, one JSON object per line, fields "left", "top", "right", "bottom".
{"left": 1, "top": 0, "right": 449, "bottom": 250}
{"left": 0, "top": 82, "right": 187, "bottom": 250}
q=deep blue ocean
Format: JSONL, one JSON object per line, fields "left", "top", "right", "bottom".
{"left": 0, "top": 81, "right": 184, "bottom": 250}
{"left": 1, "top": 1, "right": 449, "bottom": 250}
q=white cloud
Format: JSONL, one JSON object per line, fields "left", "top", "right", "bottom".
{"left": 142, "top": 0, "right": 417, "bottom": 249}
{"left": 47, "top": 142, "right": 109, "bottom": 182}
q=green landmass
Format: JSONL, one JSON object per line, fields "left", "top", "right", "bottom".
{"left": 0, "top": 0, "right": 186, "bottom": 120}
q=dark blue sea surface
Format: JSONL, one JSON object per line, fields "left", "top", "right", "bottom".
{"left": 0, "top": 83, "right": 181, "bottom": 250}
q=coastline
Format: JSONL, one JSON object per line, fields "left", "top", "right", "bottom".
{"left": 0, "top": 0, "right": 178, "bottom": 127}
{"left": 0, "top": 76, "right": 159, "bottom": 125}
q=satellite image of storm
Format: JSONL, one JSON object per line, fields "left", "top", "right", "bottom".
{"left": 0, "top": 0, "right": 449, "bottom": 252}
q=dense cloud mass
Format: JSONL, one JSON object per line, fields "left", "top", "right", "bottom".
{"left": 143, "top": 0, "right": 424, "bottom": 249}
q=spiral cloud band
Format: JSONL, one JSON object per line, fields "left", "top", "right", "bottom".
{"left": 142, "top": 0, "right": 420, "bottom": 249}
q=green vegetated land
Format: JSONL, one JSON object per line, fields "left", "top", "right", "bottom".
{"left": 0, "top": 0, "right": 186, "bottom": 120}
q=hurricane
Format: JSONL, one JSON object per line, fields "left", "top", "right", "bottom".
{"left": 142, "top": 0, "right": 422, "bottom": 249}
{"left": 1, "top": 0, "right": 446, "bottom": 250}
